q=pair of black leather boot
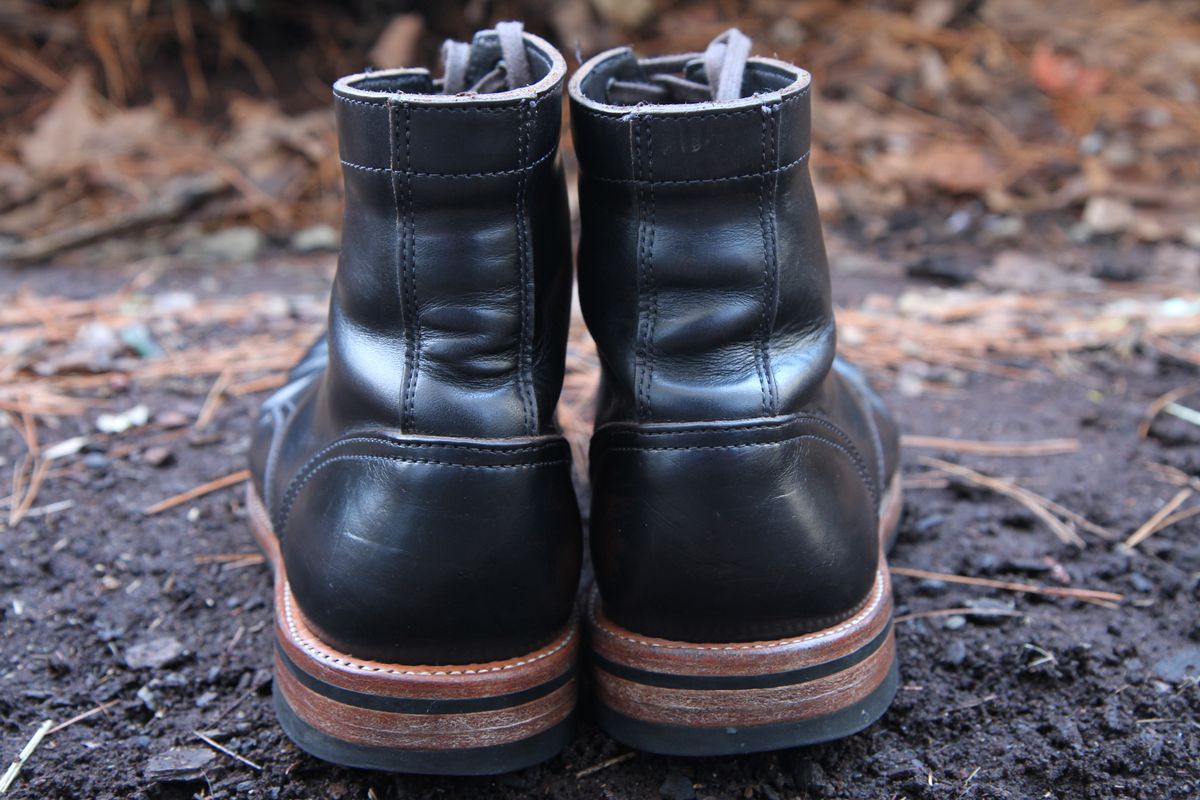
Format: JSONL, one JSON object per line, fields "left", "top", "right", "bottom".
{"left": 247, "top": 23, "right": 901, "bottom": 775}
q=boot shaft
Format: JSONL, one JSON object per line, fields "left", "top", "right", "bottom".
{"left": 328, "top": 28, "right": 572, "bottom": 438}
{"left": 570, "top": 46, "right": 834, "bottom": 426}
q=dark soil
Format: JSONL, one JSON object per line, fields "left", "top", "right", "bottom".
{"left": 2, "top": 248, "right": 1199, "bottom": 800}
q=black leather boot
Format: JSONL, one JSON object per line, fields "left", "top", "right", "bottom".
{"left": 570, "top": 30, "right": 903, "bottom": 755}
{"left": 246, "top": 23, "right": 582, "bottom": 774}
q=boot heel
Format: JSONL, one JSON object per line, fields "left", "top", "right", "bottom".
{"left": 248, "top": 486, "right": 578, "bottom": 775}
{"left": 588, "top": 565, "right": 897, "bottom": 757}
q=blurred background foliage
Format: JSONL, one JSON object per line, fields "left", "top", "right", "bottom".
{"left": 1, "top": 0, "right": 1198, "bottom": 264}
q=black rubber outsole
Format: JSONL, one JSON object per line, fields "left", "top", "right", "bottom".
{"left": 594, "top": 658, "right": 899, "bottom": 757}
{"left": 274, "top": 685, "right": 576, "bottom": 775}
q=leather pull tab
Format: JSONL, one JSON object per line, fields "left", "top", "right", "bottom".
{"left": 703, "top": 28, "right": 752, "bottom": 102}
{"left": 496, "top": 21, "right": 532, "bottom": 90}
{"left": 440, "top": 39, "right": 471, "bottom": 94}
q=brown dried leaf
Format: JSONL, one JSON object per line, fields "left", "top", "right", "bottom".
{"left": 874, "top": 141, "right": 1005, "bottom": 194}
{"left": 19, "top": 70, "right": 98, "bottom": 174}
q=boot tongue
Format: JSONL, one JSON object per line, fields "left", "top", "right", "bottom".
{"left": 439, "top": 21, "right": 533, "bottom": 95}
{"left": 606, "top": 28, "right": 754, "bottom": 105}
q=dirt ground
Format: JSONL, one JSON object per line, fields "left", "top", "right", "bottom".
{"left": 1, "top": 232, "right": 1198, "bottom": 799}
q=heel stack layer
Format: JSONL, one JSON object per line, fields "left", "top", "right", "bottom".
{"left": 588, "top": 564, "right": 896, "bottom": 755}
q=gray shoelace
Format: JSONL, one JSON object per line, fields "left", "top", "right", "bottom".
{"left": 606, "top": 28, "right": 753, "bottom": 105}
{"left": 439, "top": 21, "right": 534, "bottom": 95}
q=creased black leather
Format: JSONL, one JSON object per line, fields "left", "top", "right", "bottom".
{"left": 570, "top": 44, "right": 900, "bottom": 642}
{"left": 249, "top": 30, "right": 581, "bottom": 665}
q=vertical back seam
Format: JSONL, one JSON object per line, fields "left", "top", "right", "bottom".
{"left": 633, "top": 117, "right": 649, "bottom": 421}
{"left": 759, "top": 102, "right": 781, "bottom": 415}
{"left": 645, "top": 120, "right": 658, "bottom": 421}
{"left": 401, "top": 102, "right": 420, "bottom": 431}
{"left": 515, "top": 99, "right": 536, "bottom": 435}
{"left": 388, "top": 100, "right": 412, "bottom": 432}
{"left": 754, "top": 107, "right": 771, "bottom": 415}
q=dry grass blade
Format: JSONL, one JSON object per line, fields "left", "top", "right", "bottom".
{"left": 143, "top": 469, "right": 250, "bottom": 515}
{"left": 901, "top": 435, "right": 1080, "bottom": 456}
{"left": 0, "top": 720, "right": 52, "bottom": 794}
{"left": 575, "top": 752, "right": 637, "bottom": 778}
{"left": 193, "top": 552, "right": 264, "bottom": 565}
{"left": 1144, "top": 462, "right": 1200, "bottom": 491}
{"left": 1124, "top": 488, "right": 1194, "bottom": 548}
{"left": 895, "top": 607, "right": 1027, "bottom": 624}
{"left": 1139, "top": 384, "right": 1200, "bottom": 438}
{"left": 919, "top": 457, "right": 1087, "bottom": 547}
{"left": 8, "top": 459, "right": 49, "bottom": 528}
{"left": 891, "top": 566, "right": 1123, "bottom": 604}
{"left": 1165, "top": 403, "right": 1200, "bottom": 428}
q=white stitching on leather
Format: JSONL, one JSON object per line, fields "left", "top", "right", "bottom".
{"left": 340, "top": 142, "right": 556, "bottom": 178}
{"left": 588, "top": 568, "right": 886, "bottom": 652}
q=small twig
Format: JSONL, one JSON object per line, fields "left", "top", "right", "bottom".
{"left": 227, "top": 374, "right": 286, "bottom": 397}
{"left": 193, "top": 731, "right": 262, "bottom": 772}
{"left": 193, "top": 553, "right": 264, "bottom": 565}
{"left": 195, "top": 368, "right": 233, "bottom": 429}
{"left": 46, "top": 700, "right": 119, "bottom": 735}
{"left": 902, "top": 435, "right": 1079, "bottom": 457}
{"left": 575, "top": 752, "right": 636, "bottom": 778}
{"left": 920, "top": 458, "right": 1087, "bottom": 547}
{"left": 4, "top": 175, "right": 228, "bottom": 264}
{"left": 890, "top": 566, "right": 1123, "bottom": 604}
{"left": 0, "top": 720, "right": 53, "bottom": 794}
{"left": 143, "top": 469, "right": 250, "bottom": 516}
{"left": 1124, "top": 488, "right": 1194, "bottom": 548}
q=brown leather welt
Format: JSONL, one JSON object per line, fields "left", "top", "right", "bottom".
{"left": 275, "top": 655, "right": 576, "bottom": 750}
{"left": 276, "top": 584, "right": 578, "bottom": 698}
{"left": 594, "top": 633, "right": 894, "bottom": 729}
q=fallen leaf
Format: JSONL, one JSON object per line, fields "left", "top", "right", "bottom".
{"left": 874, "top": 141, "right": 1005, "bottom": 195}
{"left": 19, "top": 70, "right": 98, "bottom": 173}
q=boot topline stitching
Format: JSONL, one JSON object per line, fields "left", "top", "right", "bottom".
{"left": 335, "top": 91, "right": 559, "bottom": 114}
{"left": 339, "top": 143, "right": 555, "bottom": 178}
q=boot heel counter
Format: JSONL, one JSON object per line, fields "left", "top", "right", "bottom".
{"left": 590, "top": 417, "right": 880, "bottom": 642}
{"left": 280, "top": 435, "right": 582, "bottom": 664}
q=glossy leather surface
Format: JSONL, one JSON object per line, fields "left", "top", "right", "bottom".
{"left": 570, "top": 44, "right": 900, "bottom": 642}
{"left": 249, "top": 30, "right": 582, "bottom": 665}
